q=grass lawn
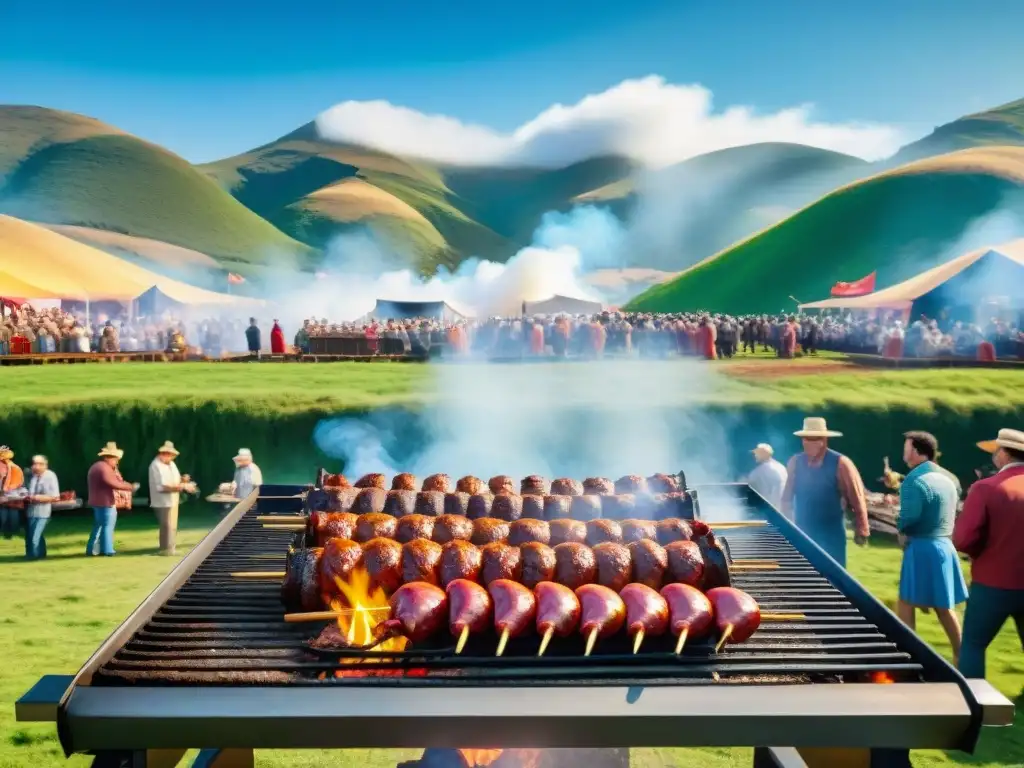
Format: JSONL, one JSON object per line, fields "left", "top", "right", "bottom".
{"left": 1, "top": 511, "right": 1021, "bottom": 767}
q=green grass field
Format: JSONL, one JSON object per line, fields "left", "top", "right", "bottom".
{"left": 1, "top": 510, "right": 1021, "bottom": 767}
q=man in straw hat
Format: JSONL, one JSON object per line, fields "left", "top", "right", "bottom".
{"left": 746, "top": 443, "right": 788, "bottom": 510}
{"left": 954, "top": 428, "right": 1024, "bottom": 679}
{"left": 86, "top": 443, "right": 139, "bottom": 557}
{"left": 149, "top": 441, "right": 196, "bottom": 556}
{"left": 230, "top": 448, "right": 263, "bottom": 502}
{"left": 781, "top": 417, "right": 870, "bottom": 567}
{"left": 0, "top": 445, "right": 25, "bottom": 538}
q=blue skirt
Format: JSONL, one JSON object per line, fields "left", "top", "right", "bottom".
{"left": 899, "top": 537, "right": 968, "bottom": 609}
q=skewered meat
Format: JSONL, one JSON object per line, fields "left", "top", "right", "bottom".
{"left": 422, "top": 473, "right": 452, "bottom": 493}
{"left": 439, "top": 540, "right": 483, "bottom": 587}
{"left": 447, "top": 579, "right": 492, "bottom": 651}
{"left": 353, "top": 488, "right": 388, "bottom": 514}
{"left": 691, "top": 520, "right": 731, "bottom": 590}
{"left": 654, "top": 492, "right": 691, "bottom": 520}
{"left": 576, "top": 583, "right": 626, "bottom": 654}
{"left": 466, "top": 493, "right": 494, "bottom": 520}
{"left": 490, "top": 493, "right": 523, "bottom": 522}
{"left": 508, "top": 519, "right": 551, "bottom": 546}
{"left": 535, "top": 581, "right": 581, "bottom": 649}
{"left": 355, "top": 473, "right": 387, "bottom": 489}
{"left": 553, "top": 542, "right": 597, "bottom": 590}
{"left": 415, "top": 491, "right": 445, "bottom": 517}
{"left": 586, "top": 519, "right": 623, "bottom": 546}
{"left": 489, "top": 579, "right": 537, "bottom": 654}
{"left": 706, "top": 587, "right": 761, "bottom": 645}
{"left": 592, "top": 542, "right": 632, "bottom": 592}
{"left": 432, "top": 514, "right": 474, "bottom": 544}
{"left": 444, "top": 492, "right": 471, "bottom": 517}
{"left": 570, "top": 495, "right": 602, "bottom": 521}
{"left": 550, "top": 478, "right": 583, "bottom": 497}
{"left": 543, "top": 494, "right": 572, "bottom": 520}
{"left": 521, "top": 495, "right": 546, "bottom": 520}
{"left": 354, "top": 513, "right": 398, "bottom": 543}
{"left": 456, "top": 476, "right": 484, "bottom": 495}
{"left": 549, "top": 518, "right": 587, "bottom": 546}
{"left": 665, "top": 541, "right": 705, "bottom": 587}
{"left": 583, "top": 477, "right": 615, "bottom": 496}
{"left": 362, "top": 537, "right": 403, "bottom": 594}
{"left": 660, "top": 583, "right": 714, "bottom": 646}
{"left": 621, "top": 519, "right": 657, "bottom": 544}
{"left": 519, "top": 542, "right": 556, "bottom": 588}
{"left": 629, "top": 539, "right": 668, "bottom": 589}
{"left": 471, "top": 518, "right": 510, "bottom": 545}
{"left": 620, "top": 583, "right": 670, "bottom": 646}
{"left": 383, "top": 490, "right": 417, "bottom": 518}
{"left": 323, "top": 473, "right": 351, "bottom": 488}
{"left": 520, "top": 475, "right": 549, "bottom": 496}
{"left": 315, "top": 512, "right": 359, "bottom": 546}
{"left": 401, "top": 539, "right": 444, "bottom": 585}
{"left": 385, "top": 582, "right": 447, "bottom": 644}
{"left": 319, "top": 538, "right": 364, "bottom": 601}
{"left": 394, "top": 514, "right": 436, "bottom": 544}
{"left": 391, "top": 473, "right": 418, "bottom": 491}
{"left": 488, "top": 475, "right": 515, "bottom": 495}
{"left": 615, "top": 475, "right": 648, "bottom": 495}
{"left": 656, "top": 518, "right": 693, "bottom": 545}
{"left": 480, "top": 542, "right": 523, "bottom": 586}
{"left": 601, "top": 494, "right": 636, "bottom": 521}
{"left": 282, "top": 547, "right": 323, "bottom": 611}
{"left": 646, "top": 473, "right": 679, "bottom": 494}
{"left": 324, "top": 487, "right": 359, "bottom": 512}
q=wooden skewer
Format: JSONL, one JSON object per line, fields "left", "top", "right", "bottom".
{"left": 455, "top": 626, "right": 470, "bottom": 655}
{"left": 674, "top": 627, "right": 689, "bottom": 655}
{"left": 709, "top": 521, "right": 768, "bottom": 529}
{"left": 729, "top": 563, "right": 780, "bottom": 571}
{"left": 262, "top": 523, "right": 306, "bottom": 530}
{"left": 257, "top": 515, "right": 305, "bottom": 522}
{"left": 231, "top": 571, "right": 286, "bottom": 578}
{"left": 761, "top": 613, "right": 805, "bottom": 621}
{"left": 496, "top": 627, "right": 511, "bottom": 657}
{"left": 715, "top": 624, "right": 734, "bottom": 653}
{"left": 732, "top": 559, "right": 778, "bottom": 566}
{"left": 283, "top": 607, "right": 389, "bottom": 623}
{"left": 632, "top": 628, "right": 645, "bottom": 655}
{"left": 584, "top": 627, "right": 599, "bottom": 657}
{"left": 537, "top": 626, "right": 555, "bottom": 657}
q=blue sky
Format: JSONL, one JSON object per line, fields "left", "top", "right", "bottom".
{"left": 2, "top": 0, "right": 1023, "bottom": 162}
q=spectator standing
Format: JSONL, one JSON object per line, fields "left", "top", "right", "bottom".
{"left": 149, "top": 441, "right": 194, "bottom": 556}
{"left": 86, "top": 442, "right": 138, "bottom": 557}
{"left": 270, "top": 319, "right": 286, "bottom": 354}
{"left": 0, "top": 445, "right": 25, "bottom": 538}
{"left": 781, "top": 418, "right": 870, "bottom": 567}
{"left": 24, "top": 455, "right": 59, "bottom": 560}
{"left": 747, "top": 443, "right": 789, "bottom": 510}
{"left": 954, "top": 428, "right": 1024, "bottom": 679}
{"left": 895, "top": 432, "right": 967, "bottom": 661}
{"left": 245, "top": 318, "right": 261, "bottom": 359}
{"left": 294, "top": 321, "right": 310, "bottom": 355}
{"left": 231, "top": 448, "right": 264, "bottom": 501}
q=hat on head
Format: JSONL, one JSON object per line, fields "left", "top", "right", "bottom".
{"left": 157, "top": 441, "right": 180, "bottom": 457}
{"left": 0, "top": 445, "right": 13, "bottom": 460}
{"left": 977, "top": 428, "right": 1024, "bottom": 454}
{"left": 98, "top": 442, "right": 124, "bottom": 459}
{"left": 752, "top": 443, "right": 774, "bottom": 460}
{"left": 234, "top": 448, "right": 254, "bottom": 462}
{"left": 794, "top": 417, "right": 843, "bottom": 439}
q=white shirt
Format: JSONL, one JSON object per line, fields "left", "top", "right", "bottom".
{"left": 149, "top": 458, "right": 181, "bottom": 508}
{"left": 233, "top": 463, "right": 263, "bottom": 500}
{"left": 748, "top": 458, "right": 789, "bottom": 510}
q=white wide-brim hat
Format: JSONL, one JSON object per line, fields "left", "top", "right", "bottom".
{"left": 752, "top": 443, "right": 774, "bottom": 460}
{"left": 98, "top": 442, "right": 125, "bottom": 459}
{"left": 234, "top": 448, "right": 254, "bottom": 462}
{"left": 793, "top": 417, "right": 843, "bottom": 439}
{"left": 977, "top": 428, "right": 1024, "bottom": 454}
{"left": 157, "top": 441, "right": 180, "bottom": 457}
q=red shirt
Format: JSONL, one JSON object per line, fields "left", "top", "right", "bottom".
{"left": 953, "top": 465, "right": 1024, "bottom": 590}
{"left": 87, "top": 460, "right": 134, "bottom": 508}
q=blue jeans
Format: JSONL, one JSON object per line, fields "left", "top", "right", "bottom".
{"left": 87, "top": 506, "right": 117, "bottom": 556}
{"left": 0, "top": 506, "right": 19, "bottom": 537}
{"left": 960, "top": 582, "right": 1024, "bottom": 679}
{"left": 25, "top": 517, "right": 49, "bottom": 559}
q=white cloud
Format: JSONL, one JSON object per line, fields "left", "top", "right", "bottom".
{"left": 315, "top": 75, "right": 903, "bottom": 168}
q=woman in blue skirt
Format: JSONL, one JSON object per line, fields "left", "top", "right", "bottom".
{"left": 897, "top": 431, "right": 968, "bottom": 663}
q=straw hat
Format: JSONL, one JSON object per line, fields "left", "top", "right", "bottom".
{"left": 752, "top": 443, "right": 774, "bottom": 461}
{"left": 793, "top": 417, "right": 843, "bottom": 439}
{"left": 0, "top": 445, "right": 13, "bottom": 460}
{"left": 157, "top": 441, "right": 180, "bottom": 457}
{"left": 234, "top": 448, "right": 254, "bottom": 463}
{"left": 97, "top": 442, "right": 125, "bottom": 459}
{"left": 977, "top": 428, "right": 1024, "bottom": 454}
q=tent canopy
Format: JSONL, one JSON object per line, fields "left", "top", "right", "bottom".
{"left": 368, "top": 299, "right": 472, "bottom": 322}
{"left": 523, "top": 294, "right": 604, "bottom": 316}
{"left": 800, "top": 240, "right": 1024, "bottom": 312}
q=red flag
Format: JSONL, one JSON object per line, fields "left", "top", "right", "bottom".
{"left": 830, "top": 271, "right": 876, "bottom": 297}
{"left": 227, "top": 273, "right": 245, "bottom": 285}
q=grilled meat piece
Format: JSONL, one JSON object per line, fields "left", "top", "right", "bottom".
{"left": 660, "top": 583, "right": 714, "bottom": 642}
{"left": 615, "top": 475, "right": 648, "bottom": 495}
{"left": 488, "top": 475, "right": 515, "bottom": 495}
{"left": 601, "top": 494, "right": 636, "bottom": 521}
{"left": 489, "top": 579, "right": 537, "bottom": 642}
{"left": 319, "top": 538, "right": 364, "bottom": 601}
{"left": 391, "top": 473, "right": 418, "bottom": 491}
{"left": 629, "top": 539, "right": 668, "bottom": 589}
{"left": 553, "top": 542, "right": 597, "bottom": 590}
{"left": 383, "top": 490, "right": 417, "bottom": 518}
{"left": 535, "top": 581, "right": 581, "bottom": 639}
{"left": 707, "top": 587, "right": 761, "bottom": 645}
{"left": 519, "top": 542, "right": 556, "bottom": 588}
{"left": 621, "top": 582, "right": 670, "bottom": 641}
{"left": 385, "top": 582, "right": 447, "bottom": 644}
{"left": 576, "top": 584, "right": 626, "bottom": 648}
{"left": 691, "top": 520, "right": 731, "bottom": 590}
{"left": 362, "top": 537, "right": 403, "bottom": 594}
{"left": 656, "top": 518, "right": 693, "bottom": 545}
{"left": 354, "top": 513, "right": 398, "bottom": 543}
{"left": 456, "top": 476, "right": 484, "bottom": 495}
{"left": 414, "top": 491, "right": 445, "bottom": 517}
{"left": 401, "top": 539, "right": 444, "bottom": 585}
{"left": 522, "top": 495, "right": 546, "bottom": 520}
{"left": 444, "top": 492, "right": 471, "bottom": 517}
{"left": 324, "top": 487, "right": 359, "bottom": 513}
{"left": 447, "top": 579, "right": 493, "bottom": 639}
{"left": 323, "top": 473, "right": 351, "bottom": 489}
{"left": 520, "top": 475, "right": 550, "bottom": 496}
{"left": 583, "top": 477, "right": 615, "bottom": 496}
{"left": 432, "top": 514, "right": 474, "bottom": 544}
{"left": 646, "top": 473, "right": 679, "bottom": 494}
{"left": 466, "top": 493, "right": 494, "bottom": 520}
{"left": 439, "top": 540, "right": 483, "bottom": 587}
{"left": 471, "top": 518, "right": 510, "bottom": 545}
{"left": 395, "top": 514, "right": 436, "bottom": 544}
{"left": 490, "top": 493, "right": 524, "bottom": 522}
{"left": 665, "top": 540, "right": 705, "bottom": 587}
{"left": 353, "top": 488, "right": 388, "bottom": 514}
{"left": 621, "top": 519, "right": 657, "bottom": 544}
{"left": 586, "top": 519, "right": 623, "bottom": 546}
{"left": 480, "top": 542, "right": 523, "bottom": 586}
{"left": 543, "top": 494, "right": 573, "bottom": 520}
{"left": 508, "top": 519, "right": 551, "bottom": 546}
{"left": 422, "top": 473, "right": 452, "bottom": 493}
{"left": 550, "top": 478, "right": 583, "bottom": 497}
{"left": 315, "top": 512, "right": 359, "bottom": 547}
{"left": 654, "top": 492, "right": 691, "bottom": 520}
{"left": 549, "top": 518, "right": 587, "bottom": 546}
{"left": 570, "top": 495, "right": 602, "bottom": 521}
{"left": 592, "top": 542, "right": 632, "bottom": 592}
{"left": 354, "top": 473, "right": 387, "bottom": 489}
{"left": 282, "top": 547, "right": 322, "bottom": 610}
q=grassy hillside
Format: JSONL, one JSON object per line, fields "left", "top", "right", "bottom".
{"left": 627, "top": 146, "right": 1024, "bottom": 313}
{"left": 0, "top": 106, "right": 315, "bottom": 272}
{"left": 893, "top": 97, "right": 1024, "bottom": 164}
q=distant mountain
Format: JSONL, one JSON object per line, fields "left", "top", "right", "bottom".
{"left": 627, "top": 146, "right": 1024, "bottom": 314}
{"left": 891, "top": 98, "right": 1024, "bottom": 164}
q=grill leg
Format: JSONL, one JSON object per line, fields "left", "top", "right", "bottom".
{"left": 751, "top": 748, "right": 912, "bottom": 768}
{"left": 192, "top": 749, "right": 254, "bottom": 768}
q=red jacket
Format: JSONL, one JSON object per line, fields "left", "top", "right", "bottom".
{"left": 87, "top": 461, "right": 134, "bottom": 508}
{"left": 953, "top": 465, "right": 1024, "bottom": 590}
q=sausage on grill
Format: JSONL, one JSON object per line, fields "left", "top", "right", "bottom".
{"left": 414, "top": 491, "right": 445, "bottom": 517}
{"left": 629, "top": 539, "right": 668, "bottom": 589}
{"left": 319, "top": 538, "right": 364, "bottom": 601}
{"left": 383, "top": 490, "right": 417, "bottom": 518}
{"left": 391, "top": 473, "right": 418, "bottom": 491}
{"left": 519, "top": 542, "right": 556, "bottom": 588}
{"left": 362, "top": 537, "right": 403, "bottom": 594}
{"left": 353, "top": 488, "right": 388, "bottom": 514}
{"left": 490, "top": 493, "right": 523, "bottom": 522}
{"left": 324, "top": 487, "right": 359, "bottom": 513}
{"left": 508, "top": 519, "right": 551, "bottom": 546}
{"left": 444, "top": 492, "right": 471, "bottom": 517}
{"left": 706, "top": 587, "right": 761, "bottom": 645}
{"left": 354, "top": 513, "right": 398, "bottom": 543}
{"left": 553, "top": 542, "right": 597, "bottom": 590}
{"left": 661, "top": 583, "right": 714, "bottom": 649}
{"left": 570, "top": 495, "right": 602, "bottom": 521}
{"left": 480, "top": 542, "right": 523, "bottom": 586}
{"left": 315, "top": 512, "right": 359, "bottom": 546}
{"left": 601, "top": 494, "right": 636, "bottom": 521}
{"left": 456, "top": 476, "right": 484, "bottom": 495}
{"left": 620, "top": 582, "right": 669, "bottom": 649}
{"left": 520, "top": 475, "right": 549, "bottom": 496}
{"left": 586, "top": 519, "right": 623, "bottom": 547}
{"left": 656, "top": 518, "right": 693, "bottom": 545}
{"left": 471, "top": 518, "right": 510, "bottom": 545}
{"left": 395, "top": 514, "right": 435, "bottom": 544}
{"left": 543, "top": 494, "right": 573, "bottom": 520}
{"left": 489, "top": 579, "right": 537, "bottom": 654}
{"left": 422, "top": 474, "right": 452, "bottom": 493}
{"left": 550, "top": 478, "right": 583, "bottom": 497}
{"left": 576, "top": 583, "right": 626, "bottom": 653}
{"left": 488, "top": 475, "right": 515, "bottom": 495}
{"left": 654, "top": 492, "right": 690, "bottom": 520}
{"left": 582, "top": 477, "right": 615, "bottom": 496}
{"left": 522, "top": 495, "right": 546, "bottom": 520}
{"left": 691, "top": 520, "right": 731, "bottom": 590}
{"left": 646, "top": 474, "right": 679, "bottom": 494}
{"left": 354, "top": 473, "right": 387, "bottom": 489}
{"left": 549, "top": 518, "right": 587, "bottom": 546}
{"left": 592, "top": 542, "right": 632, "bottom": 592}
{"left": 665, "top": 540, "right": 705, "bottom": 587}
{"left": 385, "top": 582, "right": 447, "bottom": 644}
{"left": 432, "top": 514, "right": 474, "bottom": 544}
{"left": 401, "top": 539, "right": 443, "bottom": 585}
{"left": 535, "top": 581, "right": 581, "bottom": 645}
{"left": 447, "top": 579, "right": 492, "bottom": 651}
{"left": 621, "top": 519, "right": 657, "bottom": 544}
{"left": 323, "top": 473, "right": 351, "bottom": 489}
{"left": 615, "top": 475, "right": 648, "bottom": 495}
{"left": 466, "top": 493, "right": 494, "bottom": 520}
{"left": 439, "top": 540, "right": 483, "bottom": 587}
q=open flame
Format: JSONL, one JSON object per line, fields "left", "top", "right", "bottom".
{"left": 330, "top": 567, "right": 411, "bottom": 678}
{"left": 458, "top": 749, "right": 505, "bottom": 767}
{"left": 869, "top": 671, "right": 895, "bottom": 684}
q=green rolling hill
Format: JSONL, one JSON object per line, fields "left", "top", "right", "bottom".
{"left": 892, "top": 98, "right": 1024, "bottom": 164}
{"left": 626, "top": 147, "right": 1024, "bottom": 314}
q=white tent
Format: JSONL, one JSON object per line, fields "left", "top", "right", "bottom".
{"left": 366, "top": 299, "right": 473, "bottom": 323}
{"left": 523, "top": 294, "right": 604, "bottom": 316}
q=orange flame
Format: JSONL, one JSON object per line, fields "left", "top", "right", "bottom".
{"left": 869, "top": 671, "right": 895, "bottom": 684}
{"left": 459, "top": 749, "right": 504, "bottom": 767}
{"left": 329, "top": 567, "right": 409, "bottom": 677}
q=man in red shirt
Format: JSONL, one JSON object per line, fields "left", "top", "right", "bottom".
{"left": 953, "top": 428, "right": 1024, "bottom": 679}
